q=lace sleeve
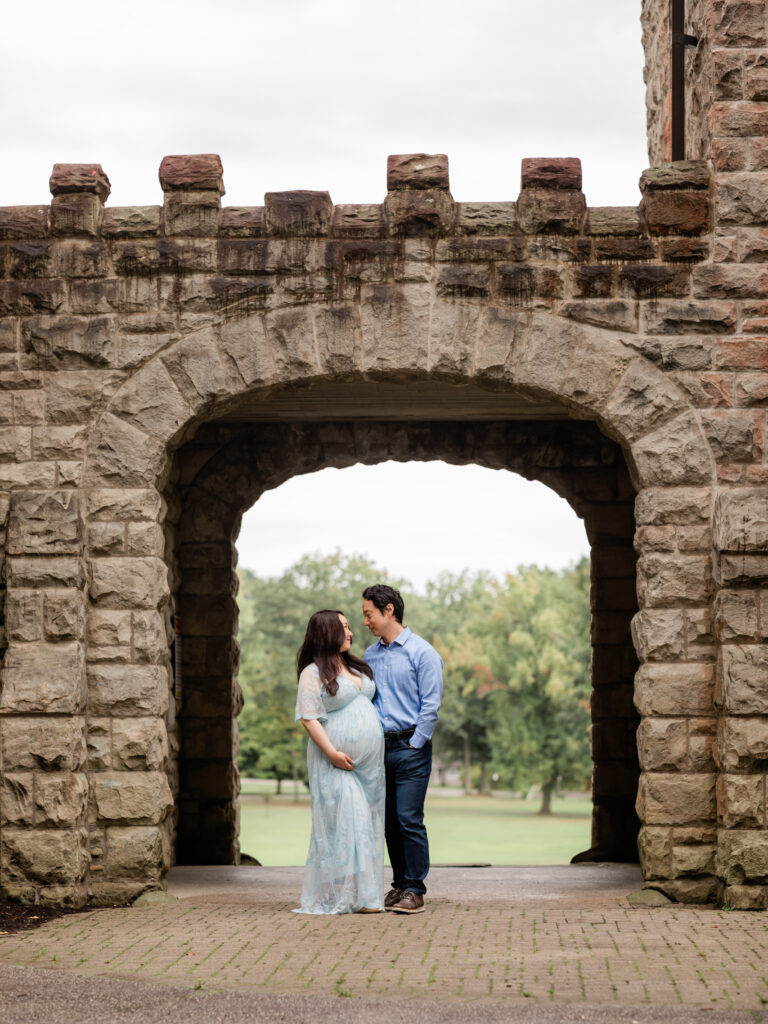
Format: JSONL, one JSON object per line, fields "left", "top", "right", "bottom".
{"left": 295, "top": 665, "right": 328, "bottom": 724}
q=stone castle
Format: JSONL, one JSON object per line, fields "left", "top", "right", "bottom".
{"left": 0, "top": 0, "right": 767, "bottom": 908}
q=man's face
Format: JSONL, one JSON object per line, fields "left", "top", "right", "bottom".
{"left": 362, "top": 599, "right": 390, "bottom": 637}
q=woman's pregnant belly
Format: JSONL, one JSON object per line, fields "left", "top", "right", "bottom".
{"left": 325, "top": 695, "right": 383, "bottom": 768}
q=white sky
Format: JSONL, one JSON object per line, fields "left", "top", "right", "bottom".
{"left": 2, "top": 0, "right": 647, "bottom": 587}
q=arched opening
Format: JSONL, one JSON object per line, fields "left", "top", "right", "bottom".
{"left": 162, "top": 380, "right": 640, "bottom": 868}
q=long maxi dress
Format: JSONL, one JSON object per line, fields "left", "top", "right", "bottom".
{"left": 294, "top": 663, "right": 385, "bottom": 914}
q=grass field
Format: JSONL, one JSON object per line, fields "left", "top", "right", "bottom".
{"left": 239, "top": 782, "right": 592, "bottom": 866}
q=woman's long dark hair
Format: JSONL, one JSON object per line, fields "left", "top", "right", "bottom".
{"left": 296, "top": 609, "right": 373, "bottom": 696}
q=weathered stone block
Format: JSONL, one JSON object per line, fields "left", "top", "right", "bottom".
{"left": 559, "top": 300, "right": 637, "bottom": 332}
{"left": 637, "top": 773, "right": 716, "bottom": 826}
{"left": 86, "top": 489, "right": 162, "bottom": 523}
{"left": 6, "top": 556, "right": 83, "bottom": 589}
{"left": 639, "top": 162, "right": 710, "bottom": 192}
{"left": 637, "top": 718, "right": 687, "bottom": 770}
{"left": 0, "top": 280, "right": 66, "bottom": 316}
{"left": 619, "top": 264, "right": 690, "bottom": 299}
{"left": 383, "top": 189, "right": 454, "bottom": 237}
{"left": 112, "top": 718, "right": 168, "bottom": 771}
{"left": 636, "top": 554, "right": 712, "bottom": 607}
{"left": 101, "top": 206, "right": 161, "bottom": 238}
{"left": 87, "top": 663, "right": 170, "bottom": 717}
{"left": 89, "top": 557, "right": 169, "bottom": 610}
{"left": 22, "top": 314, "right": 114, "bottom": 369}
{"left": 719, "top": 645, "right": 768, "bottom": 714}
{"left": 159, "top": 154, "right": 224, "bottom": 194}
{"left": 7, "top": 490, "right": 82, "bottom": 555}
{"left": 265, "top": 191, "right": 332, "bottom": 237}
{"left": 43, "top": 589, "right": 85, "bottom": 640}
{"left": 455, "top": 202, "right": 517, "bottom": 236}
{"left": 49, "top": 164, "right": 110, "bottom": 201}
{"left": 331, "top": 203, "right": 383, "bottom": 238}
{"left": 632, "top": 412, "right": 711, "bottom": 486}
{"left": 634, "top": 662, "right": 714, "bottom": 716}
{"left": 50, "top": 193, "right": 101, "bottom": 237}
{"left": 0, "top": 827, "right": 89, "bottom": 885}
{"left": 0, "top": 774, "right": 33, "bottom": 826}
{"left": 496, "top": 264, "right": 563, "bottom": 302}
{"left": 717, "top": 830, "right": 768, "bottom": 885}
{"left": 106, "top": 826, "right": 165, "bottom": 879}
{"left": 0, "top": 206, "right": 48, "bottom": 240}
{"left": 635, "top": 487, "right": 711, "bottom": 526}
{"left": 89, "top": 771, "right": 172, "bottom": 825}
{"left": 517, "top": 188, "right": 585, "bottom": 234}
{"left": 87, "top": 718, "right": 111, "bottom": 770}
{"left": 35, "top": 773, "right": 89, "bottom": 827}
{"left": 604, "top": 360, "right": 684, "bottom": 440}
{"left": 714, "top": 489, "right": 768, "bottom": 552}
{"left": 163, "top": 191, "right": 220, "bottom": 237}
{"left": 642, "top": 300, "right": 737, "bottom": 335}
{"left": 715, "top": 590, "right": 759, "bottom": 642}
{"left": 718, "top": 717, "right": 768, "bottom": 771}
{"left": 637, "top": 825, "right": 671, "bottom": 878}
{"left": 387, "top": 153, "right": 449, "bottom": 191}
{"left": 718, "top": 774, "right": 765, "bottom": 828}
{"left": 86, "top": 413, "right": 166, "bottom": 488}
{"left": 671, "top": 843, "right": 716, "bottom": 878}
{"left": 521, "top": 157, "right": 582, "bottom": 191}
{"left": 7, "top": 589, "right": 42, "bottom": 641}
{"left": 0, "top": 642, "right": 85, "bottom": 713}
{"left": 642, "top": 191, "right": 709, "bottom": 235}
{"left": 723, "top": 884, "right": 768, "bottom": 910}
{"left": 0, "top": 717, "right": 86, "bottom": 772}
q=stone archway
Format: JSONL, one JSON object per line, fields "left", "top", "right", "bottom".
{"left": 74, "top": 299, "right": 717, "bottom": 904}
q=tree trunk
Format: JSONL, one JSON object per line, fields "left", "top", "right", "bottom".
{"left": 276, "top": 777, "right": 282, "bottom": 796}
{"left": 538, "top": 786, "right": 553, "bottom": 815}
{"left": 478, "top": 760, "right": 489, "bottom": 795}
{"left": 463, "top": 737, "right": 472, "bottom": 795}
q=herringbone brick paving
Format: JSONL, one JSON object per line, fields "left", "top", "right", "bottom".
{"left": 1, "top": 866, "right": 767, "bottom": 1011}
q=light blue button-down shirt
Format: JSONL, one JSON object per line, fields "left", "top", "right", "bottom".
{"left": 364, "top": 627, "right": 443, "bottom": 749}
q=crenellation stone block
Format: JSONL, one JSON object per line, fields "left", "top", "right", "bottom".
{"left": 159, "top": 154, "right": 224, "bottom": 194}
{"left": 49, "top": 164, "right": 110, "bottom": 202}
{"left": 265, "top": 191, "right": 333, "bottom": 237}
{"left": 387, "top": 153, "right": 449, "bottom": 191}
{"left": 101, "top": 206, "right": 161, "bottom": 238}
{"left": 50, "top": 193, "right": 101, "bottom": 237}
{"left": 455, "top": 202, "right": 517, "bottom": 236}
{"left": 517, "top": 188, "right": 585, "bottom": 235}
{"left": 383, "top": 189, "right": 455, "bottom": 237}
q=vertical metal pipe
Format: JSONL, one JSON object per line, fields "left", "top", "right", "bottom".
{"left": 671, "top": 0, "right": 686, "bottom": 161}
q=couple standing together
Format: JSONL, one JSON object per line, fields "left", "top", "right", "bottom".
{"left": 293, "top": 584, "right": 443, "bottom": 915}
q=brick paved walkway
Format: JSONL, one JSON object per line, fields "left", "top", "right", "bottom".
{"left": 1, "top": 865, "right": 767, "bottom": 1013}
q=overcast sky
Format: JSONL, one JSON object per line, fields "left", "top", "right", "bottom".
{"left": 1, "top": 1, "right": 648, "bottom": 589}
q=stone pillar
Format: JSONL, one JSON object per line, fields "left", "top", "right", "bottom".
{"left": 86, "top": 489, "right": 174, "bottom": 904}
{"left": 713, "top": 490, "right": 768, "bottom": 909}
{"left": 159, "top": 154, "right": 225, "bottom": 238}
{"left": 49, "top": 163, "right": 110, "bottom": 238}
{"left": 632, "top": 486, "right": 719, "bottom": 903}
{"left": 0, "top": 491, "right": 89, "bottom": 905}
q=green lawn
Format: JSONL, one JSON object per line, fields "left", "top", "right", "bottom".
{"left": 239, "top": 786, "right": 592, "bottom": 866}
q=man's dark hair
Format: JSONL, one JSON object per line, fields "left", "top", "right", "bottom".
{"left": 362, "top": 584, "right": 404, "bottom": 624}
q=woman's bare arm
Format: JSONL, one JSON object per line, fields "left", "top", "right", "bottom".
{"left": 301, "top": 718, "right": 354, "bottom": 770}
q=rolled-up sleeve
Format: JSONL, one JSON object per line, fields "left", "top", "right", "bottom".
{"left": 411, "top": 646, "right": 443, "bottom": 749}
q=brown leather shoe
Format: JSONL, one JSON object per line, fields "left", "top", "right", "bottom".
{"left": 384, "top": 887, "right": 404, "bottom": 910}
{"left": 391, "top": 891, "right": 425, "bottom": 914}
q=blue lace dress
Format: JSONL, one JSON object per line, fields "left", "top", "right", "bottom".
{"left": 293, "top": 664, "right": 385, "bottom": 914}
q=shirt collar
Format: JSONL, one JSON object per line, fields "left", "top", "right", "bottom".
{"left": 379, "top": 626, "right": 411, "bottom": 648}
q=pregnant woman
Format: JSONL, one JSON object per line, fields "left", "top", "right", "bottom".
{"left": 294, "top": 609, "right": 385, "bottom": 914}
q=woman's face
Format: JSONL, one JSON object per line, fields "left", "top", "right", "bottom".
{"left": 338, "top": 613, "right": 353, "bottom": 653}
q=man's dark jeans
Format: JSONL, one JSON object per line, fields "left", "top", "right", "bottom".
{"left": 384, "top": 737, "right": 431, "bottom": 895}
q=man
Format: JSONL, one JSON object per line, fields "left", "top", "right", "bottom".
{"left": 362, "top": 584, "right": 443, "bottom": 914}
